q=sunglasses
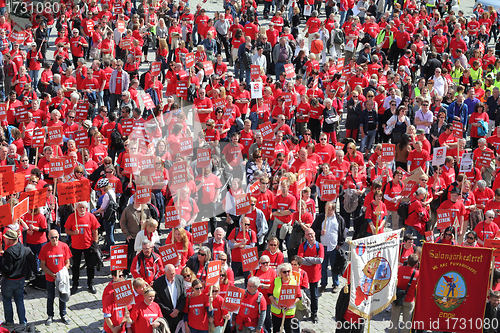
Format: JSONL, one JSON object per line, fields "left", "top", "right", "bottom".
{"left": 50, "top": 236, "right": 58, "bottom": 239}
{"left": 198, "top": 252, "right": 206, "bottom": 256}
{"left": 282, "top": 270, "right": 291, "bottom": 274}
{"left": 445, "top": 233, "right": 452, "bottom": 236}
{"left": 194, "top": 287, "right": 203, "bottom": 290}
{"left": 261, "top": 262, "right": 270, "bottom": 265}
{"left": 467, "top": 236, "right": 475, "bottom": 240}
{"left": 68, "top": 116, "right": 75, "bottom": 119}
{"left": 269, "top": 244, "right": 277, "bottom": 247}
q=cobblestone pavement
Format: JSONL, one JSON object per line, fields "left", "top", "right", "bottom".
{"left": 0, "top": 0, "right": 478, "bottom": 331}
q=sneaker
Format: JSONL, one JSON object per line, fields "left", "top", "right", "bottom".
{"left": 45, "top": 317, "right": 53, "bottom": 326}
{"left": 332, "top": 285, "right": 341, "bottom": 293}
{"left": 61, "top": 315, "right": 71, "bottom": 325}
{"left": 2, "top": 322, "right": 15, "bottom": 329}
{"left": 311, "top": 314, "right": 319, "bottom": 323}
{"left": 319, "top": 285, "right": 326, "bottom": 293}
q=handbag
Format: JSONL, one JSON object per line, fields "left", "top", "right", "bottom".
{"left": 90, "top": 46, "right": 101, "bottom": 60}
{"left": 393, "top": 268, "right": 416, "bottom": 307}
{"left": 384, "top": 115, "right": 396, "bottom": 135}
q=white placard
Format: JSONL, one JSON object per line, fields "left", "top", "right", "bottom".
{"left": 432, "top": 146, "right": 447, "bottom": 166}
{"left": 250, "top": 82, "right": 263, "bottom": 99}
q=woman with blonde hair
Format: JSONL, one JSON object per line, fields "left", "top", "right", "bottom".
{"left": 134, "top": 219, "right": 160, "bottom": 254}
{"left": 269, "top": 263, "right": 301, "bottom": 333}
{"left": 170, "top": 227, "right": 194, "bottom": 268}
{"left": 180, "top": 266, "right": 197, "bottom": 295}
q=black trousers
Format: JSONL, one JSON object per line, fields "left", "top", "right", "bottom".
{"left": 272, "top": 314, "right": 293, "bottom": 333}
{"left": 70, "top": 247, "right": 95, "bottom": 286}
{"left": 217, "top": 32, "right": 232, "bottom": 63}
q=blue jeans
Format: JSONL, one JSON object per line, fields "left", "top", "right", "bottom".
{"left": 244, "top": 68, "right": 251, "bottom": 86}
{"left": 264, "top": 2, "right": 272, "bottom": 16}
{"left": 46, "top": 280, "right": 67, "bottom": 317}
{"left": 248, "top": 112, "right": 259, "bottom": 130}
{"left": 321, "top": 249, "right": 339, "bottom": 287}
{"left": 27, "top": 242, "right": 45, "bottom": 271}
{"left": 339, "top": 11, "right": 347, "bottom": 27}
{"left": 309, "top": 282, "right": 319, "bottom": 315}
{"left": 360, "top": 129, "right": 377, "bottom": 154}
{"left": 275, "top": 62, "right": 285, "bottom": 81}
{"left": 0, "top": 6, "right": 5, "bottom": 15}
{"left": 30, "top": 70, "right": 39, "bottom": 92}
{"left": 97, "top": 90, "right": 104, "bottom": 108}
{"left": 231, "top": 261, "right": 250, "bottom": 287}
{"left": 2, "top": 278, "right": 26, "bottom": 325}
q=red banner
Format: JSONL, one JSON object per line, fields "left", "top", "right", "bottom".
{"left": 185, "top": 53, "right": 195, "bottom": 68}
{"left": 192, "top": 221, "right": 208, "bottom": 244}
{"left": 296, "top": 169, "right": 307, "bottom": 191}
{"left": 321, "top": 179, "right": 340, "bottom": 201}
{"left": 0, "top": 103, "right": 7, "bottom": 122}
{"left": 15, "top": 104, "right": 30, "bottom": 123}
{"left": 135, "top": 185, "right": 151, "bottom": 204}
{"left": 13, "top": 173, "right": 24, "bottom": 193}
{"left": 0, "top": 203, "right": 13, "bottom": 227}
{"left": 477, "top": 150, "right": 494, "bottom": 168}
{"left": 159, "top": 244, "right": 179, "bottom": 267}
{"left": 203, "top": 61, "right": 214, "bottom": 76}
{"left": 63, "top": 156, "right": 74, "bottom": 176}
{"left": 424, "top": 231, "right": 434, "bottom": 243}
{"left": 12, "top": 197, "right": 29, "bottom": 222}
{"left": 400, "top": 180, "right": 417, "bottom": 198}
{"left": 121, "top": 119, "right": 134, "bottom": 136}
{"left": 18, "top": 188, "right": 47, "bottom": 210}
{"left": 484, "top": 239, "right": 500, "bottom": 256}
{"left": 278, "top": 285, "right": 298, "bottom": 308}
{"left": 57, "top": 180, "right": 91, "bottom": 205}
{"left": 436, "top": 209, "right": 452, "bottom": 230}
{"left": 113, "top": 280, "right": 135, "bottom": 307}
{"left": 197, "top": 149, "right": 211, "bottom": 169}
{"left": 259, "top": 122, "right": 274, "bottom": 141}
{"left": 151, "top": 61, "right": 161, "bottom": 77}
{"left": 335, "top": 142, "right": 345, "bottom": 151}
{"left": 413, "top": 243, "right": 492, "bottom": 333}
{"left": 261, "top": 141, "right": 275, "bottom": 159}
{"left": 206, "top": 260, "right": 222, "bottom": 287}
{"left": 282, "top": 92, "right": 293, "bottom": 107}
{"left": 110, "top": 245, "right": 128, "bottom": 271}
{"left": 32, "top": 128, "right": 45, "bottom": 148}
{"left": 123, "top": 154, "right": 139, "bottom": 175}
{"left": 176, "top": 80, "right": 189, "bottom": 98}
{"left": 381, "top": 144, "right": 395, "bottom": 163}
{"left": 0, "top": 171, "right": 15, "bottom": 196}
{"left": 141, "top": 94, "right": 156, "bottom": 110}
{"left": 116, "top": 20, "right": 126, "bottom": 33}
{"left": 47, "top": 126, "right": 63, "bottom": 146}
{"left": 452, "top": 121, "right": 463, "bottom": 139}
{"left": 140, "top": 155, "right": 155, "bottom": 176}
{"left": 221, "top": 285, "right": 245, "bottom": 312}
{"left": 235, "top": 193, "right": 251, "bottom": 216}
{"left": 75, "top": 102, "right": 88, "bottom": 121}
{"left": 164, "top": 206, "right": 181, "bottom": 228}
{"left": 251, "top": 65, "right": 261, "bottom": 79}
{"left": 49, "top": 157, "right": 65, "bottom": 178}
{"left": 284, "top": 63, "right": 295, "bottom": 78}
{"left": 179, "top": 137, "right": 193, "bottom": 157}
{"left": 241, "top": 247, "right": 259, "bottom": 272}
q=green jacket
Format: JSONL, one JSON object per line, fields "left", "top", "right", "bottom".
{"left": 376, "top": 30, "right": 393, "bottom": 48}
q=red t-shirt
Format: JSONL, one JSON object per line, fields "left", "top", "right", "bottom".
{"left": 65, "top": 211, "right": 99, "bottom": 250}
{"left": 130, "top": 300, "right": 162, "bottom": 332}
{"left": 183, "top": 293, "right": 210, "bottom": 331}
{"left": 228, "top": 228, "right": 257, "bottom": 262}
{"left": 38, "top": 241, "right": 72, "bottom": 282}
{"left": 397, "top": 265, "right": 419, "bottom": 302}
{"left": 238, "top": 291, "right": 267, "bottom": 327}
{"left": 297, "top": 241, "right": 324, "bottom": 283}
{"left": 23, "top": 212, "right": 47, "bottom": 245}
{"left": 195, "top": 173, "right": 222, "bottom": 204}
{"left": 474, "top": 221, "right": 499, "bottom": 244}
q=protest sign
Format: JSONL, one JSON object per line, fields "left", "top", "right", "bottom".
{"left": 164, "top": 206, "right": 181, "bottom": 228}
{"left": 113, "top": 280, "right": 135, "bottom": 307}
{"left": 192, "top": 221, "right": 208, "bottom": 244}
{"left": 241, "top": 247, "right": 259, "bottom": 272}
{"left": 135, "top": 185, "right": 151, "bottom": 204}
{"left": 110, "top": 245, "right": 128, "bottom": 271}
{"left": 159, "top": 244, "right": 179, "bottom": 267}
{"left": 206, "top": 260, "right": 222, "bottom": 287}
{"left": 197, "top": 149, "right": 211, "bottom": 168}
{"left": 235, "top": 193, "right": 251, "bottom": 216}
{"left": 221, "top": 285, "right": 245, "bottom": 312}
{"left": 57, "top": 180, "right": 91, "bottom": 205}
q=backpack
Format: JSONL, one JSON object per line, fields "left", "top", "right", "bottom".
{"left": 139, "top": 70, "right": 150, "bottom": 90}
{"left": 234, "top": 227, "right": 253, "bottom": 240}
{"left": 110, "top": 123, "right": 124, "bottom": 150}
{"left": 343, "top": 188, "right": 359, "bottom": 213}
{"left": 103, "top": 193, "right": 119, "bottom": 222}
{"left": 353, "top": 214, "right": 368, "bottom": 240}
{"left": 478, "top": 120, "right": 488, "bottom": 137}
{"left": 147, "top": 202, "right": 160, "bottom": 221}
{"left": 303, "top": 241, "right": 320, "bottom": 254}
{"left": 397, "top": 200, "right": 414, "bottom": 226}
{"left": 333, "top": 29, "right": 345, "bottom": 45}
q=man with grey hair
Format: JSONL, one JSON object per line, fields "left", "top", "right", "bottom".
{"left": 236, "top": 276, "right": 266, "bottom": 333}
{"left": 152, "top": 264, "right": 186, "bottom": 333}
{"left": 204, "top": 227, "right": 232, "bottom": 264}
{"left": 130, "top": 239, "right": 165, "bottom": 286}
{"left": 474, "top": 210, "right": 498, "bottom": 247}
{"left": 473, "top": 180, "right": 494, "bottom": 213}
{"left": 272, "top": 36, "right": 292, "bottom": 80}
{"left": 65, "top": 201, "right": 100, "bottom": 295}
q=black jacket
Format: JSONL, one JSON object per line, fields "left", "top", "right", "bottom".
{"left": 1, "top": 241, "right": 34, "bottom": 280}
{"left": 203, "top": 238, "right": 232, "bottom": 265}
{"left": 186, "top": 255, "right": 208, "bottom": 279}
{"left": 484, "top": 301, "right": 500, "bottom": 333}
{"left": 311, "top": 212, "right": 346, "bottom": 248}
{"left": 153, "top": 274, "right": 187, "bottom": 319}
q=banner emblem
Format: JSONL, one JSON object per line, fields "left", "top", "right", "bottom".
{"left": 434, "top": 272, "right": 466, "bottom": 311}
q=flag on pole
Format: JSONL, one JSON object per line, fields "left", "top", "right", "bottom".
{"left": 348, "top": 230, "right": 401, "bottom": 319}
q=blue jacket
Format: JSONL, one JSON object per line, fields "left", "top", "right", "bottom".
{"left": 360, "top": 109, "right": 379, "bottom": 135}
{"left": 447, "top": 101, "right": 469, "bottom": 128}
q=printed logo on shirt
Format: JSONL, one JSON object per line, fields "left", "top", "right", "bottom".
{"left": 53, "top": 258, "right": 59, "bottom": 266}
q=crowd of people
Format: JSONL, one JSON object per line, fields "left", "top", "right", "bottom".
{"left": 0, "top": 0, "right": 499, "bottom": 331}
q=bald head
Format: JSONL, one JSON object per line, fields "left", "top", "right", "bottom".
{"left": 165, "top": 264, "right": 176, "bottom": 282}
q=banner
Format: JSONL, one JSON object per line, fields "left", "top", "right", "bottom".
{"left": 192, "top": 221, "right": 208, "bottom": 244}
{"left": 75, "top": 102, "right": 88, "bottom": 121}
{"left": 57, "top": 180, "right": 91, "bottom": 205}
{"left": 203, "top": 61, "right": 214, "bottom": 76}
{"left": 197, "top": 149, "right": 211, "bottom": 169}
{"left": 141, "top": 94, "right": 156, "bottom": 110}
{"left": 140, "top": 155, "right": 155, "bottom": 176}
{"left": 206, "top": 260, "right": 222, "bottom": 286}
{"left": 235, "top": 193, "right": 251, "bottom": 216}
{"left": 151, "top": 61, "right": 161, "bottom": 77}
{"left": 251, "top": 65, "right": 261, "bottom": 79}
{"left": 425, "top": 231, "right": 434, "bottom": 243}
{"left": 159, "top": 244, "right": 179, "bottom": 267}
{"left": 261, "top": 141, "right": 275, "bottom": 159}
{"left": 250, "top": 82, "right": 263, "bottom": 99}
{"left": 321, "top": 179, "right": 340, "bottom": 201}
{"left": 0, "top": 171, "right": 15, "bottom": 196}
{"left": 241, "top": 246, "right": 259, "bottom": 272}
{"left": 179, "top": 137, "right": 193, "bottom": 157}
{"left": 222, "top": 285, "right": 245, "bottom": 312}
{"left": 296, "top": 169, "right": 307, "bottom": 191}
{"left": 433, "top": 146, "right": 447, "bottom": 166}
{"left": 135, "top": 185, "right": 151, "bottom": 204}
{"left": 12, "top": 197, "right": 29, "bottom": 222}
{"left": 349, "top": 230, "right": 401, "bottom": 318}
{"left": 477, "top": 150, "right": 494, "bottom": 169}
{"left": 381, "top": 144, "right": 395, "bottom": 163}
{"left": 116, "top": 20, "right": 126, "bottom": 33}
{"left": 259, "top": 122, "right": 274, "bottom": 141}
{"left": 278, "top": 285, "right": 298, "bottom": 308}
{"left": 0, "top": 203, "right": 12, "bottom": 227}
{"left": 47, "top": 126, "right": 63, "bottom": 146}
{"left": 110, "top": 245, "right": 128, "bottom": 271}
{"left": 412, "top": 243, "right": 492, "bottom": 333}
{"left": 123, "top": 154, "right": 139, "bottom": 175}
{"left": 164, "top": 206, "right": 181, "bottom": 228}
{"left": 185, "top": 53, "right": 195, "bottom": 68}
{"left": 452, "top": 121, "right": 463, "bottom": 139}
{"left": 436, "top": 209, "right": 452, "bottom": 230}
{"left": 121, "top": 119, "right": 134, "bottom": 136}
{"left": 32, "top": 128, "right": 45, "bottom": 148}
{"left": 400, "top": 180, "right": 417, "bottom": 198}
{"left": 18, "top": 188, "right": 47, "bottom": 210}
{"left": 176, "top": 80, "right": 189, "bottom": 98}
{"left": 49, "top": 157, "right": 65, "bottom": 178}
{"left": 13, "top": 173, "right": 24, "bottom": 193}
{"left": 63, "top": 156, "right": 74, "bottom": 176}
{"left": 113, "top": 280, "right": 135, "bottom": 307}
{"left": 284, "top": 63, "right": 295, "bottom": 78}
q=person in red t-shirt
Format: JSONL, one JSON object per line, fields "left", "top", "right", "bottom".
{"left": 390, "top": 254, "right": 419, "bottom": 330}
{"left": 193, "top": 88, "right": 213, "bottom": 128}
{"left": 130, "top": 288, "right": 163, "bottom": 332}
{"left": 390, "top": 23, "right": 410, "bottom": 70}
{"left": 65, "top": 201, "right": 99, "bottom": 295}
{"left": 39, "top": 229, "right": 72, "bottom": 324}
{"left": 183, "top": 279, "right": 213, "bottom": 332}
{"left": 235, "top": 276, "right": 267, "bottom": 331}
{"left": 474, "top": 210, "right": 499, "bottom": 247}
{"left": 228, "top": 217, "right": 257, "bottom": 280}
